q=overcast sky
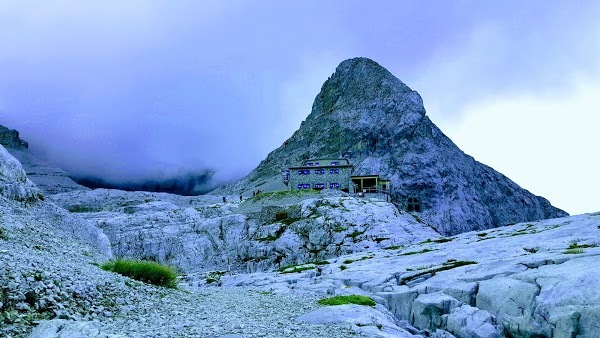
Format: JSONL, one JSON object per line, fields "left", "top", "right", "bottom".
{"left": 0, "top": 1, "right": 598, "bottom": 215}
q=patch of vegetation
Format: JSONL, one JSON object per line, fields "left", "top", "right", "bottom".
{"left": 37, "top": 193, "right": 44, "bottom": 201}
{"left": 274, "top": 211, "right": 289, "bottom": 221}
{"left": 317, "top": 295, "right": 376, "bottom": 307}
{"left": 343, "top": 256, "right": 374, "bottom": 264}
{"left": 272, "top": 210, "right": 301, "bottom": 226}
{"left": 563, "top": 242, "right": 597, "bottom": 254}
{"left": 568, "top": 242, "right": 597, "bottom": 249}
{"left": 400, "top": 260, "right": 477, "bottom": 284}
{"left": 477, "top": 232, "right": 488, "bottom": 237}
{"left": 278, "top": 260, "right": 329, "bottom": 274}
{"left": 309, "top": 260, "right": 330, "bottom": 265}
{"left": 419, "top": 237, "right": 454, "bottom": 245}
{"left": 251, "top": 190, "right": 316, "bottom": 202}
{"left": 384, "top": 245, "right": 403, "bottom": 251}
{"left": 0, "top": 228, "right": 7, "bottom": 240}
{"left": 340, "top": 264, "right": 348, "bottom": 271}
{"left": 205, "top": 271, "right": 226, "bottom": 284}
{"left": 256, "top": 225, "right": 288, "bottom": 242}
{"left": 564, "top": 248, "right": 585, "bottom": 255}
{"left": 523, "top": 247, "right": 539, "bottom": 253}
{"left": 279, "top": 217, "right": 301, "bottom": 226}
{"left": 433, "top": 237, "right": 454, "bottom": 243}
{"left": 373, "top": 237, "right": 389, "bottom": 244}
{"left": 101, "top": 259, "right": 178, "bottom": 288}
{"left": 348, "top": 230, "right": 364, "bottom": 239}
{"left": 332, "top": 226, "right": 348, "bottom": 232}
{"left": 509, "top": 231, "right": 531, "bottom": 237}
{"left": 68, "top": 204, "right": 98, "bottom": 213}
{"left": 399, "top": 248, "right": 436, "bottom": 256}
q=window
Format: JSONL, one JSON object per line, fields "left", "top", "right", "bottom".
{"left": 297, "top": 184, "right": 303, "bottom": 189}
{"left": 297, "top": 170, "right": 303, "bottom": 175}
{"left": 330, "top": 161, "right": 340, "bottom": 166}
{"left": 329, "top": 168, "right": 340, "bottom": 174}
{"left": 315, "top": 162, "right": 320, "bottom": 166}
{"left": 329, "top": 182, "right": 340, "bottom": 189}
{"left": 303, "top": 169, "right": 310, "bottom": 175}
{"left": 314, "top": 183, "right": 325, "bottom": 189}
{"left": 303, "top": 184, "right": 310, "bottom": 189}
{"left": 407, "top": 197, "right": 421, "bottom": 212}
{"left": 306, "top": 162, "right": 314, "bottom": 166}
{"left": 315, "top": 169, "right": 325, "bottom": 175}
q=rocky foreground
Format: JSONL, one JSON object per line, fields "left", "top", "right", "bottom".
{"left": 1, "top": 141, "right": 599, "bottom": 338}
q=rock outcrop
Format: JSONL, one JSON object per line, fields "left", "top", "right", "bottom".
{"left": 49, "top": 189, "right": 439, "bottom": 273}
{"left": 213, "top": 57, "right": 567, "bottom": 235}
{"left": 217, "top": 212, "right": 600, "bottom": 337}
{"left": 0, "top": 145, "right": 39, "bottom": 202}
{"left": 0, "top": 124, "right": 89, "bottom": 195}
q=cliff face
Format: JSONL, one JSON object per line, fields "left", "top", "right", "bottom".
{"left": 0, "top": 124, "right": 89, "bottom": 195}
{"left": 214, "top": 57, "right": 567, "bottom": 235}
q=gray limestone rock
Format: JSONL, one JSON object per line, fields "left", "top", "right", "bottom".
{"left": 444, "top": 305, "right": 503, "bottom": 338}
{"left": 28, "top": 319, "right": 124, "bottom": 338}
{"left": 0, "top": 145, "right": 39, "bottom": 202}
{"left": 213, "top": 57, "right": 567, "bottom": 235}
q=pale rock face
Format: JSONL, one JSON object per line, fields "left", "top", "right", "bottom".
{"left": 49, "top": 189, "right": 439, "bottom": 273}
{"left": 213, "top": 57, "right": 567, "bottom": 235}
{"left": 216, "top": 212, "right": 600, "bottom": 338}
{"left": 0, "top": 145, "right": 39, "bottom": 201}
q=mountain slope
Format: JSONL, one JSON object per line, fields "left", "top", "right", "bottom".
{"left": 214, "top": 57, "right": 567, "bottom": 235}
{"left": 0, "top": 124, "right": 89, "bottom": 195}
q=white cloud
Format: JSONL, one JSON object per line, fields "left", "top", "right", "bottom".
{"left": 444, "top": 75, "right": 600, "bottom": 215}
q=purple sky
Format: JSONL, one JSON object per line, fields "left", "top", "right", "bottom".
{"left": 0, "top": 1, "right": 598, "bottom": 214}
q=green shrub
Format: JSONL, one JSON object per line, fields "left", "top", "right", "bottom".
{"left": 340, "top": 264, "right": 348, "bottom": 271}
{"left": 101, "top": 259, "right": 178, "bottom": 288}
{"left": 318, "top": 295, "right": 376, "bottom": 307}
{"left": 274, "top": 211, "right": 289, "bottom": 221}
{"left": 0, "top": 228, "right": 7, "bottom": 240}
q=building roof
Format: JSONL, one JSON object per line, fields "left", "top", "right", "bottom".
{"left": 288, "top": 158, "right": 353, "bottom": 170}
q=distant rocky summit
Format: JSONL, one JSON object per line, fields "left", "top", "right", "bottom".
{"left": 0, "top": 124, "right": 88, "bottom": 195}
{"left": 214, "top": 57, "right": 567, "bottom": 234}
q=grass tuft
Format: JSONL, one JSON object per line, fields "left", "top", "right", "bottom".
{"left": 564, "top": 248, "right": 584, "bottom": 254}
{"left": 318, "top": 295, "right": 376, "bottom": 307}
{"left": 400, "top": 260, "right": 477, "bottom": 284}
{"left": 101, "top": 259, "right": 178, "bottom": 288}
{"left": 400, "top": 248, "right": 436, "bottom": 256}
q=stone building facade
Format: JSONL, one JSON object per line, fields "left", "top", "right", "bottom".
{"left": 283, "top": 158, "right": 354, "bottom": 192}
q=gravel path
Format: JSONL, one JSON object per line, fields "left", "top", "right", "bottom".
{"left": 0, "top": 197, "right": 357, "bottom": 338}
{"left": 101, "top": 287, "right": 356, "bottom": 338}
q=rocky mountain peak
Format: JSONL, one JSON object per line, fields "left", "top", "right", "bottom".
{"left": 310, "top": 57, "right": 423, "bottom": 125}
{"left": 217, "top": 57, "right": 567, "bottom": 235}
